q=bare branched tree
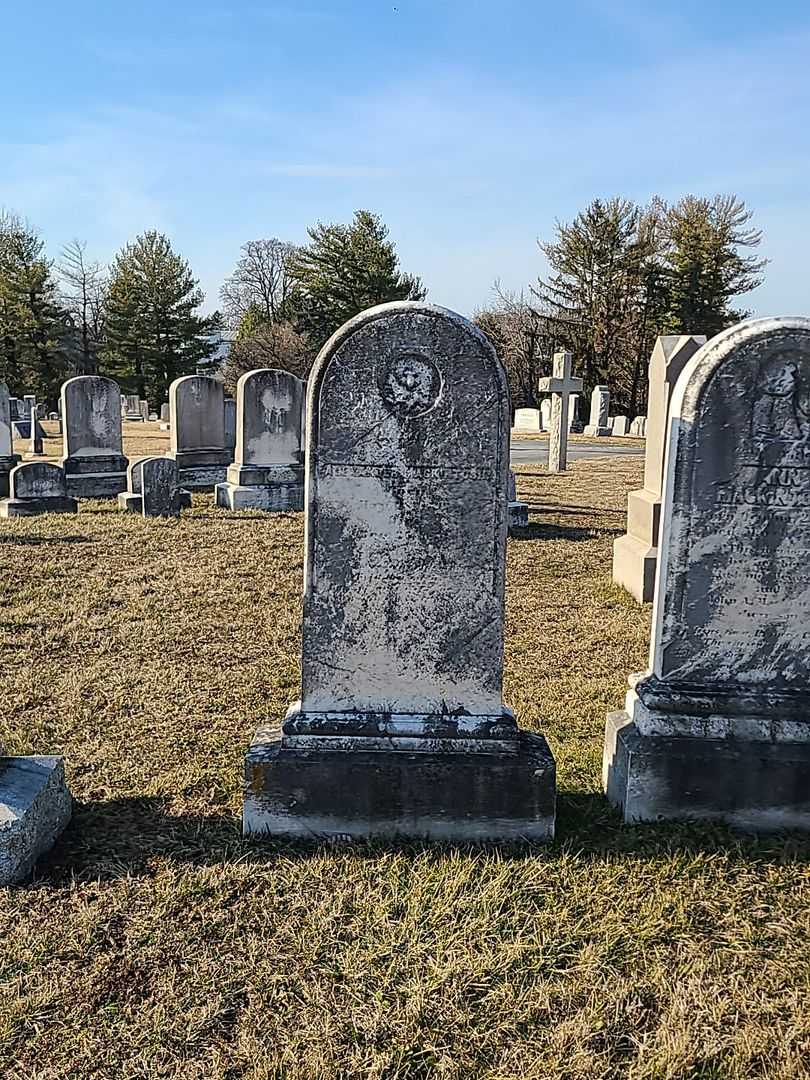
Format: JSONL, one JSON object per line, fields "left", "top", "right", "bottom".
{"left": 58, "top": 239, "right": 107, "bottom": 375}
{"left": 475, "top": 284, "right": 559, "bottom": 409}
{"left": 220, "top": 238, "right": 298, "bottom": 330}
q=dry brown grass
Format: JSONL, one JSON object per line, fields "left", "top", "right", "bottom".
{"left": 1, "top": 448, "right": 809, "bottom": 1080}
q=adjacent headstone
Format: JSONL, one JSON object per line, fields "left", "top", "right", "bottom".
{"left": 9, "top": 397, "right": 24, "bottom": 422}
{"left": 612, "top": 336, "right": 706, "bottom": 601}
{"left": 512, "top": 407, "right": 541, "bottom": 433}
{"left": 215, "top": 369, "right": 305, "bottom": 511}
{"left": 160, "top": 403, "right": 170, "bottom": 423}
{"left": 224, "top": 397, "right": 236, "bottom": 452}
{"left": 0, "top": 754, "right": 72, "bottom": 886}
{"left": 584, "top": 386, "right": 612, "bottom": 436}
{"left": 60, "top": 376, "right": 129, "bottom": 497}
{"left": 118, "top": 457, "right": 191, "bottom": 513}
{"left": 139, "top": 400, "right": 150, "bottom": 423}
{"left": 540, "top": 398, "right": 552, "bottom": 432}
{"left": 611, "top": 415, "right": 630, "bottom": 436}
{"left": 569, "top": 393, "right": 583, "bottom": 433}
{"left": 243, "top": 301, "right": 556, "bottom": 842}
{"left": 538, "top": 351, "right": 583, "bottom": 473}
{"left": 0, "top": 382, "right": 21, "bottom": 497}
{"left": 24, "top": 404, "right": 45, "bottom": 459}
{"left": 629, "top": 415, "right": 647, "bottom": 437}
{"left": 0, "top": 461, "right": 78, "bottom": 517}
{"left": 124, "top": 393, "right": 142, "bottom": 421}
{"left": 166, "top": 375, "right": 231, "bottom": 489}
{"left": 141, "top": 456, "right": 182, "bottom": 518}
{"left": 36, "top": 403, "right": 47, "bottom": 420}
{"left": 23, "top": 394, "right": 36, "bottom": 417}
{"left": 604, "top": 318, "right": 810, "bottom": 830}
{"left": 507, "top": 469, "right": 529, "bottom": 530}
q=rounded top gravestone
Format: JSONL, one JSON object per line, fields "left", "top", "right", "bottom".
{"left": 61, "top": 376, "right": 123, "bottom": 458}
{"left": 299, "top": 301, "right": 510, "bottom": 719}
{"left": 235, "top": 368, "right": 305, "bottom": 467}
{"left": 169, "top": 375, "right": 225, "bottom": 453}
{"left": 647, "top": 317, "right": 810, "bottom": 709}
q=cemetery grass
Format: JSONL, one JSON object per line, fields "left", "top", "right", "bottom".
{"left": 2, "top": 455, "right": 809, "bottom": 1080}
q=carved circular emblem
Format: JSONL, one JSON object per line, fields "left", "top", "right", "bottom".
{"left": 378, "top": 350, "right": 442, "bottom": 418}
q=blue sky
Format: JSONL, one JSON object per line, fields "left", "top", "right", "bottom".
{"left": 1, "top": 0, "right": 808, "bottom": 318}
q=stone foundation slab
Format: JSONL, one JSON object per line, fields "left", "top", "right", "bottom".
{"left": 0, "top": 495, "right": 78, "bottom": 518}
{"left": 215, "top": 482, "right": 304, "bottom": 512}
{"left": 1, "top": 756, "right": 72, "bottom": 885}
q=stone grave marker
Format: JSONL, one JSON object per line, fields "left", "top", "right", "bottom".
{"left": 243, "top": 301, "right": 556, "bottom": 842}
{"left": 0, "top": 743, "right": 71, "bottom": 884}
{"left": 611, "top": 415, "right": 630, "bottom": 436}
{"left": 613, "top": 336, "right": 705, "bottom": 601}
{"left": 216, "top": 369, "right": 306, "bottom": 511}
{"left": 25, "top": 404, "right": 45, "bottom": 458}
{"left": 604, "top": 318, "right": 810, "bottom": 829}
{"left": 0, "top": 381, "right": 21, "bottom": 497}
{"left": 141, "top": 456, "right": 182, "bottom": 518}
{"left": 0, "top": 461, "right": 78, "bottom": 518}
{"left": 166, "top": 375, "right": 231, "bottom": 489}
{"left": 139, "top": 400, "right": 150, "bottom": 422}
{"left": 118, "top": 457, "right": 191, "bottom": 512}
{"left": 512, "top": 407, "right": 541, "bottom": 433}
{"left": 60, "top": 376, "right": 128, "bottom": 497}
{"left": 507, "top": 468, "right": 529, "bottom": 529}
{"left": 224, "top": 397, "right": 236, "bottom": 452}
{"left": 584, "top": 386, "right": 612, "bottom": 436}
{"left": 540, "top": 398, "right": 551, "bottom": 431}
{"left": 629, "top": 415, "right": 647, "bottom": 437}
{"left": 538, "top": 351, "right": 583, "bottom": 473}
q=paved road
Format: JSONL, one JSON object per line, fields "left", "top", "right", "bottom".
{"left": 511, "top": 438, "right": 644, "bottom": 465}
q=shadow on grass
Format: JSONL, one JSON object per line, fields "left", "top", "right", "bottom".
{"left": 0, "top": 534, "right": 94, "bottom": 546}
{"left": 509, "top": 522, "right": 624, "bottom": 542}
{"left": 29, "top": 790, "right": 810, "bottom": 887}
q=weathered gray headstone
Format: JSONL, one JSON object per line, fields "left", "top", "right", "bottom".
{"left": 0, "top": 755, "right": 72, "bottom": 886}
{"left": 243, "top": 301, "right": 556, "bottom": 842}
{"left": 540, "top": 398, "right": 552, "bottom": 431}
{"left": 141, "top": 456, "right": 181, "bottom": 518}
{"left": 9, "top": 397, "right": 23, "bottom": 422}
{"left": 124, "top": 393, "right": 141, "bottom": 421}
{"left": 512, "top": 407, "right": 541, "bottom": 433}
{"left": 569, "top": 393, "right": 583, "bottom": 433}
{"left": 507, "top": 468, "right": 529, "bottom": 530}
{"left": 215, "top": 369, "right": 305, "bottom": 512}
{"left": 224, "top": 397, "right": 236, "bottom": 452}
{"left": 611, "top": 415, "right": 630, "bottom": 436}
{"left": 0, "top": 381, "right": 21, "bottom": 497}
{"left": 60, "top": 376, "right": 128, "bottom": 497}
{"left": 139, "top": 400, "right": 150, "bottom": 423}
{"left": 612, "top": 336, "right": 706, "bottom": 601}
{"left": 538, "top": 351, "right": 583, "bottom": 473}
{"left": 160, "top": 403, "right": 170, "bottom": 423}
{"left": 118, "top": 457, "right": 191, "bottom": 513}
{"left": 0, "top": 461, "right": 78, "bottom": 517}
{"left": 604, "top": 318, "right": 810, "bottom": 830}
{"left": 25, "top": 404, "right": 45, "bottom": 459}
{"left": 584, "top": 386, "right": 612, "bottom": 436}
{"left": 166, "top": 375, "right": 231, "bottom": 489}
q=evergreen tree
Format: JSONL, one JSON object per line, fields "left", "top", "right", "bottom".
{"left": 103, "top": 230, "right": 222, "bottom": 403}
{"left": 0, "top": 211, "right": 70, "bottom": 404}
{"left": 289, "top": 210, "right": 425, "bottom": 347}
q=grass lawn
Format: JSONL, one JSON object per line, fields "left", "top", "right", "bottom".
{"left": 1, "top": 441, "right": 809, "bottom": 1080}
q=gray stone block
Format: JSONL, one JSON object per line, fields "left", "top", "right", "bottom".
{"left": 0, "top": 757, "right": 72, "bottom": 885}
{"left": 244, "top": 725, "right": 556, "bottom": 842}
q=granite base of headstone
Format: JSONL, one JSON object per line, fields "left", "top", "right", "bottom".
{"left": 604, "top": 319, "right": 810, "bottom": 830}
{"left": 0, "top": 462, "right": 78, "bottom": 517}
{"left": 118, "top": 458, "right": 191, "bottom": 513}
{"left": 243, "top": 303, "right": 556, "bottom": 842}
{"left": 0, "top": 754, "right": 72, "bottom": 886}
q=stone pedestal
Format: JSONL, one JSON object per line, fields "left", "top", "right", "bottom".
{"left": 168, "top": 450, "right": 230, "bottom": 490}
{"left": 216, "top": 463, "right": 304, "bottom": 511}
{"left": 0, "top": 757, "right": 72, "bottom": 886}
{"left": 62, "top": 453, "right": 128, "bottom": 498}
{"left": 245, "top": 720, "right": 556, "bottom": 842}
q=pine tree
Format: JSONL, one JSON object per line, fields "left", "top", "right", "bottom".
{"left": 289, "top": 210, "right": 425, "bottom": 347}
{"left": 0, "top": 211, "right": 70, "bottom": 404}
{"left": 102, "top": 230, "right": 222, "bottom": 404}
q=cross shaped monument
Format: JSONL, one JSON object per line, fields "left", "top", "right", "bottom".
{"left": 538, "top": 351, "right": 583, "bottom": 472}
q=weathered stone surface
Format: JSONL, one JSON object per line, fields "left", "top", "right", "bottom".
{"left": 224, "top": 397, "right": 236, "bottom": 451}
{"left": 0, "top": 381, "right": 21, "bottom": 497}
{"left": 584, "top": 386, "right": 612, "bottom": 436}
{"left": 215, "top": 368, "right": 305, "bottom": 512}
{"left": 25, "top": 403, "right": 45, "bottom": 458}
{"left": 540, "top": 399, "right": 551, "bottom": 431}
{"left": 118, "top": 458, "right": 191, "bottom": 513}
{"left": 512, "top": 407, "right": 541, "bottom": 433}
{"left": 60, "top": 376, "right": 128, "bottom": 497}
{"left": 244, "top": 301, "right": 556, "bottom": 842}
{"left": 538, "top": 351, "right": 582, "bottom": 472}
{"left": 612, "top": 336, "right": 706, "bottom": 602}
{"left": 167, "top": 375, "right": 231, "bottom": 489}
{"left": 141, "top": 456, "right": 182, "bottom": 518}
{"left": 0, "top": 462, "right": 78, "bottom": 517}
{"left": 604, "top": 318, "right": 810, "bottom": 829}
{"left": 507, "top": 469, "right": 529, "bottom": 530}
{"left": 0, "top": 756, "right": 72, "bottom": 885}
{"left": 629, "top": 415, "right": 647, "bottom": 437}
{"left": 160, "top": 403, "right": 170, "bottom": 422}
{"left": 611, "top": 415, "right": 630, "bottom": 436}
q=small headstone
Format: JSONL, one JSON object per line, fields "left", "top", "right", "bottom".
{"left": 540, "top": 398, "right": 552, "bottom": 431}
{"left": 611, "top": 415, "right": 630, "bottom": 436}
{"left": 141, "top": 456, "right": 182, "bottom": 518}
{"left": 512, "top": 407, "right": 541, "bottom": 433}
{"left": 215, "top": 369, "right": 305, "bottom": 512}
{"left": 160, "top": 403, "right": 170, "bottom": 423}
{"left": 23, "top": 394, "right": 36, "bottom": 416}
{"left": 0, "top": 381, "right": 21, "bottom": 497}
{"left": 629, "top": 415, "right": 647, "bottom": 437}
{"left": 243, "top": 301, "right": 556, "bottom": 842}
{"left": 139, "top": 400, "right": 150, "bottom": 422}
{"left": 224, "top": 397, "right": 236, "bottom": 452}
{"left": 60, "top": 376, "right": 129, "bottom": 497}
{"left": 0, "top": 754, "right": 72, "bottom": 885}
{"left": 0, "top": 461, "right": 78, "bottom": 517}
{"left": 118, "top": 457, "right": 191, "bottom": 513}
{"left": 612, "top": 336, "right": 705, "bottom": 602}
{"left": 604, "top": 318, "right": 810, "bottom": 830}
{"left": 124, "top": 393, "right": 141, "bottom": 421}
{"left": 9, "top": 397, "right": 23, "bottom": 422}
{"left": 507, "top": 469, "right": 529, "bottom": 530}
{"left": 537, "top": 350, "right": 583, "bottom": 472}
{"left": 584, "top": 386, "right": 612, "bottom": 436}
{"left": 569, "top": 393, "right": 583, "bottom": 433}
{"left": 149, "top": 412, "right": 158, "bottom": 422}
{"left": 166, "top": 375, "right": 231, "bottom": 489}
{"left": 24, "top": 404, "right": 45, "bottom": 458}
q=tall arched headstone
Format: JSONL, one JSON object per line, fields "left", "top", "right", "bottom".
{"left": 243, "top": 302, "right": 555, "bottom": 841}
{"left": 166, "top": 375, "right": 231, "bottom": 489}
{"left": 0, "top": 381, "right": 21, "bottom": 497}
{"left": 604, "top": 318, "right": 810, "bottom": 830}
{"left": 215, "top": 368, "right": 306, "bottom": 511}
{"left": 60, "top": 376, "right": 128, "bottom": 497}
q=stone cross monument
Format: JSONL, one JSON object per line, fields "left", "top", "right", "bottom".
{"left": 604, "top": 318, "right": 810, "bottom": 830}
{"left": 243, "top": 301, "right": 556, "bottom": 842}
{"left": 537, "top": 351, "right": 583, "bottom": 472}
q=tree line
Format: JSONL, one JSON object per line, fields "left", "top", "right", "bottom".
{"left": 0, "top": 195, "right": 765, "bottom": 412}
